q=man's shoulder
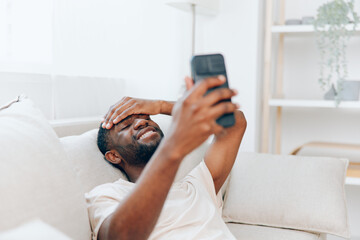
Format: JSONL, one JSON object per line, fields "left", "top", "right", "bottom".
{"left": 181, "top": 161, "right": 210, "bottom": 184}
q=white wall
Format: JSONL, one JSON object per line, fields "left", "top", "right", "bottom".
{"left": 53, "top": 0, "right": 191, "bottom": 101}
{"left": 0, "top": 0, "right": 52, "bottom": 65}
{"left": 196, "top": 0, "right": 262, "bottom": 152}
{"left": 52, "top": 0, "right": 262, "bottom": 152}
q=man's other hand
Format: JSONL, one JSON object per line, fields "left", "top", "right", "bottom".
{"left": 102, "top": 97, "right": 162, "bottom": 129}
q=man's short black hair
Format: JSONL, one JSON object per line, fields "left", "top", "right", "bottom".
{"left": 97, "top": 124, "right": 112, "bottom": 156}
{"left": 97, "top": 124, "right": 128, "bottom": 178}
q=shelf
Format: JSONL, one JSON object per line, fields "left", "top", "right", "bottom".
{"left": 272, "top": 24, "right": 360, "bottom": 33}
{"left": 346, "top": 163, "right": 360, "bottom": 185}
{"left": 346, "top": 177, "right": 360, "bottom": 186}
{"left": 269, "top": 99, "right": 360, "bottom": 109}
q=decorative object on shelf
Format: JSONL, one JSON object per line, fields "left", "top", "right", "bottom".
{"left": 285, "top": 19, "right": 302, "bottom": 25}
{"left": 313, "top": 0, "right": 360, "bottom": 104}
{"left": 324, "top": 85, "right": 337, "bottom": 100}
{"left": 302, "top": 16, "right": 315, "bottom": 25}
{"left": 324, "top": 80, "right": 360, "bottom": 101}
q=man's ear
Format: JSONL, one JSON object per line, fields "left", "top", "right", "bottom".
{"left": 105, "top": 149, "right": 123, "bottom": 165}
{"left": 185, "top": 76, "right": 194, "bottom": 90}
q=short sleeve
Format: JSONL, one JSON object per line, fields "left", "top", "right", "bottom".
{"left": 85, "top": 183, "right": 128, "bottom": 240}
{"left": 185, "top": 161, "right": 223, "bottom": 210}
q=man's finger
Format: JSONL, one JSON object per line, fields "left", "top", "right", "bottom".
{"left": 113, "top": 106, "right": 136, "bottom": 125}
{"left": 202, "top": 88, "right": 237, "bottom": 107}
{"left": 185, "top": 76, "right": 194, "bottom": 90}
{"left": 211, "top": 121, "right": 225, "bottom": 136}
{"left": 102, "top": 98, "right": 132, "bottom": 128}
{"left": 109, "top": 101, "right": 134, "bottom": 125}
{"left": 207, "top": 102, "right": 238, "bottom": 120}
{"left": 190, "top": 76, "right": 226, "bottom": 98}
{"left": 102, "top": 107, "right": 116, "bottom": 128}
{"left": 103, "top": 122, "right": 113, "bottom": 129}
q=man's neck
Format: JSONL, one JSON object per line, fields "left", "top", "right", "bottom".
{"left": 125, "top": 164, "right": 145, "bottom": 183}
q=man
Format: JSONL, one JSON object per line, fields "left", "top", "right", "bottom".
{"left": 86, "top": 76, "right": 247, "bottom": 240}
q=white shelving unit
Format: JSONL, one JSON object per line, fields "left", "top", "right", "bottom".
{"left": 261, "top": 0, "right": 360, "bottom": 201}
{"left": 261, "top": 1, "right": 360, "bottom": 157}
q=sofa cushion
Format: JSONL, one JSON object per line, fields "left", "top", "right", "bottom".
{"left": 60, "top": 129, "right": 127, "bottom": 193}
{"left": 0, "top": 98, "right": 91, "bottom": 239}
{"left": 226, "top": 223, "right": 325, "bottom": 240}
{"left": 223, "top": 152, "right": 349, "bottom": 238}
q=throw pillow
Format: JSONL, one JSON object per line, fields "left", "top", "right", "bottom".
{"left": 222, "top": 152, "right": 349, "bottom": 238}
{"left": 0, "top": 97, "right": 90, "bottom": 239}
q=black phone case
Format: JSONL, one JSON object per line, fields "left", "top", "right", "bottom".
{"left": 190, "top": 53, "right": 235, "bottom": 128}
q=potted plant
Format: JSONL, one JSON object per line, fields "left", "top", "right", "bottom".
{"left": 313, "top": 0, "right": 360, "bottom": 104}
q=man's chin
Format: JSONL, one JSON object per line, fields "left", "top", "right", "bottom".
{"left": 138, "top": 138, "right": 162, "bottom": 150}
{"left": 133, "top": 138, "right": 162, "bottom": 165}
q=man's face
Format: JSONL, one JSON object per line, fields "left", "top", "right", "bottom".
{"left": 108, "top": 114, "right": 164, "bottom": 166}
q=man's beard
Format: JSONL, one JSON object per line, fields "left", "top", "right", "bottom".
{"left": 117, "top": 128, "right": 164, "bottom": 166}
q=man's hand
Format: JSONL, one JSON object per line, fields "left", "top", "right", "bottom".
{"left": 102, "top": 97, "right": 174, "bottom": 129}
{"left": 165, "top": 76, "right": 239, "bottom": 160}
{"left": 214, "top": 110, "right": 246, "bottom": 139}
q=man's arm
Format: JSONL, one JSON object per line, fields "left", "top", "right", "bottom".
{"left": 182, "top": 76, "right": 246, "bottom": 194}
{"left": 98, "top": 142, "right": 182, "bottom": 240}
{"left": 102, "top": 97, "right": 175, "bottom": 129}
{"left": 97, "top": 77, "right": 238, "bottom": 240}
{"left": 204, "top": 110, "right": 247, "bottom": 194}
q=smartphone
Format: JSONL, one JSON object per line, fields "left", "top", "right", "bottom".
{"left": 190, "top": 53, "right": 235, "bottom": 128}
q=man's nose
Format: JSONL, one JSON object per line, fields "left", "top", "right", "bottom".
{"left": 133, "top": 118, "right": 148, "bottom": 130}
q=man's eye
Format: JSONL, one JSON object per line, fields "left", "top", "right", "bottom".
{"left": 121, "top": 124, "right": 130, "bottom": 130}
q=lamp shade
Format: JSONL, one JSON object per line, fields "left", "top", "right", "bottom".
{"left": 166, "top": 0, "right": 219, "bottom": 15}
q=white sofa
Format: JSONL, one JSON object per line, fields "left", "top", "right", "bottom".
{"left": 0, "top": 98, "right": 350, "bottom": 240}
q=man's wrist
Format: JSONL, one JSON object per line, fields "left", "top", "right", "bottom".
{"left": 157, "top": 138, "right": 184, "bottom": 164}
{"left": 159, "top": 100, "right": 174, "bottom": 116}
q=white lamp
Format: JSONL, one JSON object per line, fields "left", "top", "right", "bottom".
{"left": 166, "top": 0, "right": 219, "bottom": 55}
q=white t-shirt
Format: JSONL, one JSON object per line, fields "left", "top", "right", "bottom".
{"left": 85, "top": 161, "right": 236, "bottom": 240}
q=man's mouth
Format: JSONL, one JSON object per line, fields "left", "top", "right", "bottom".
{"left": 137, "top": 127, "right": 158, "bottom": 141}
